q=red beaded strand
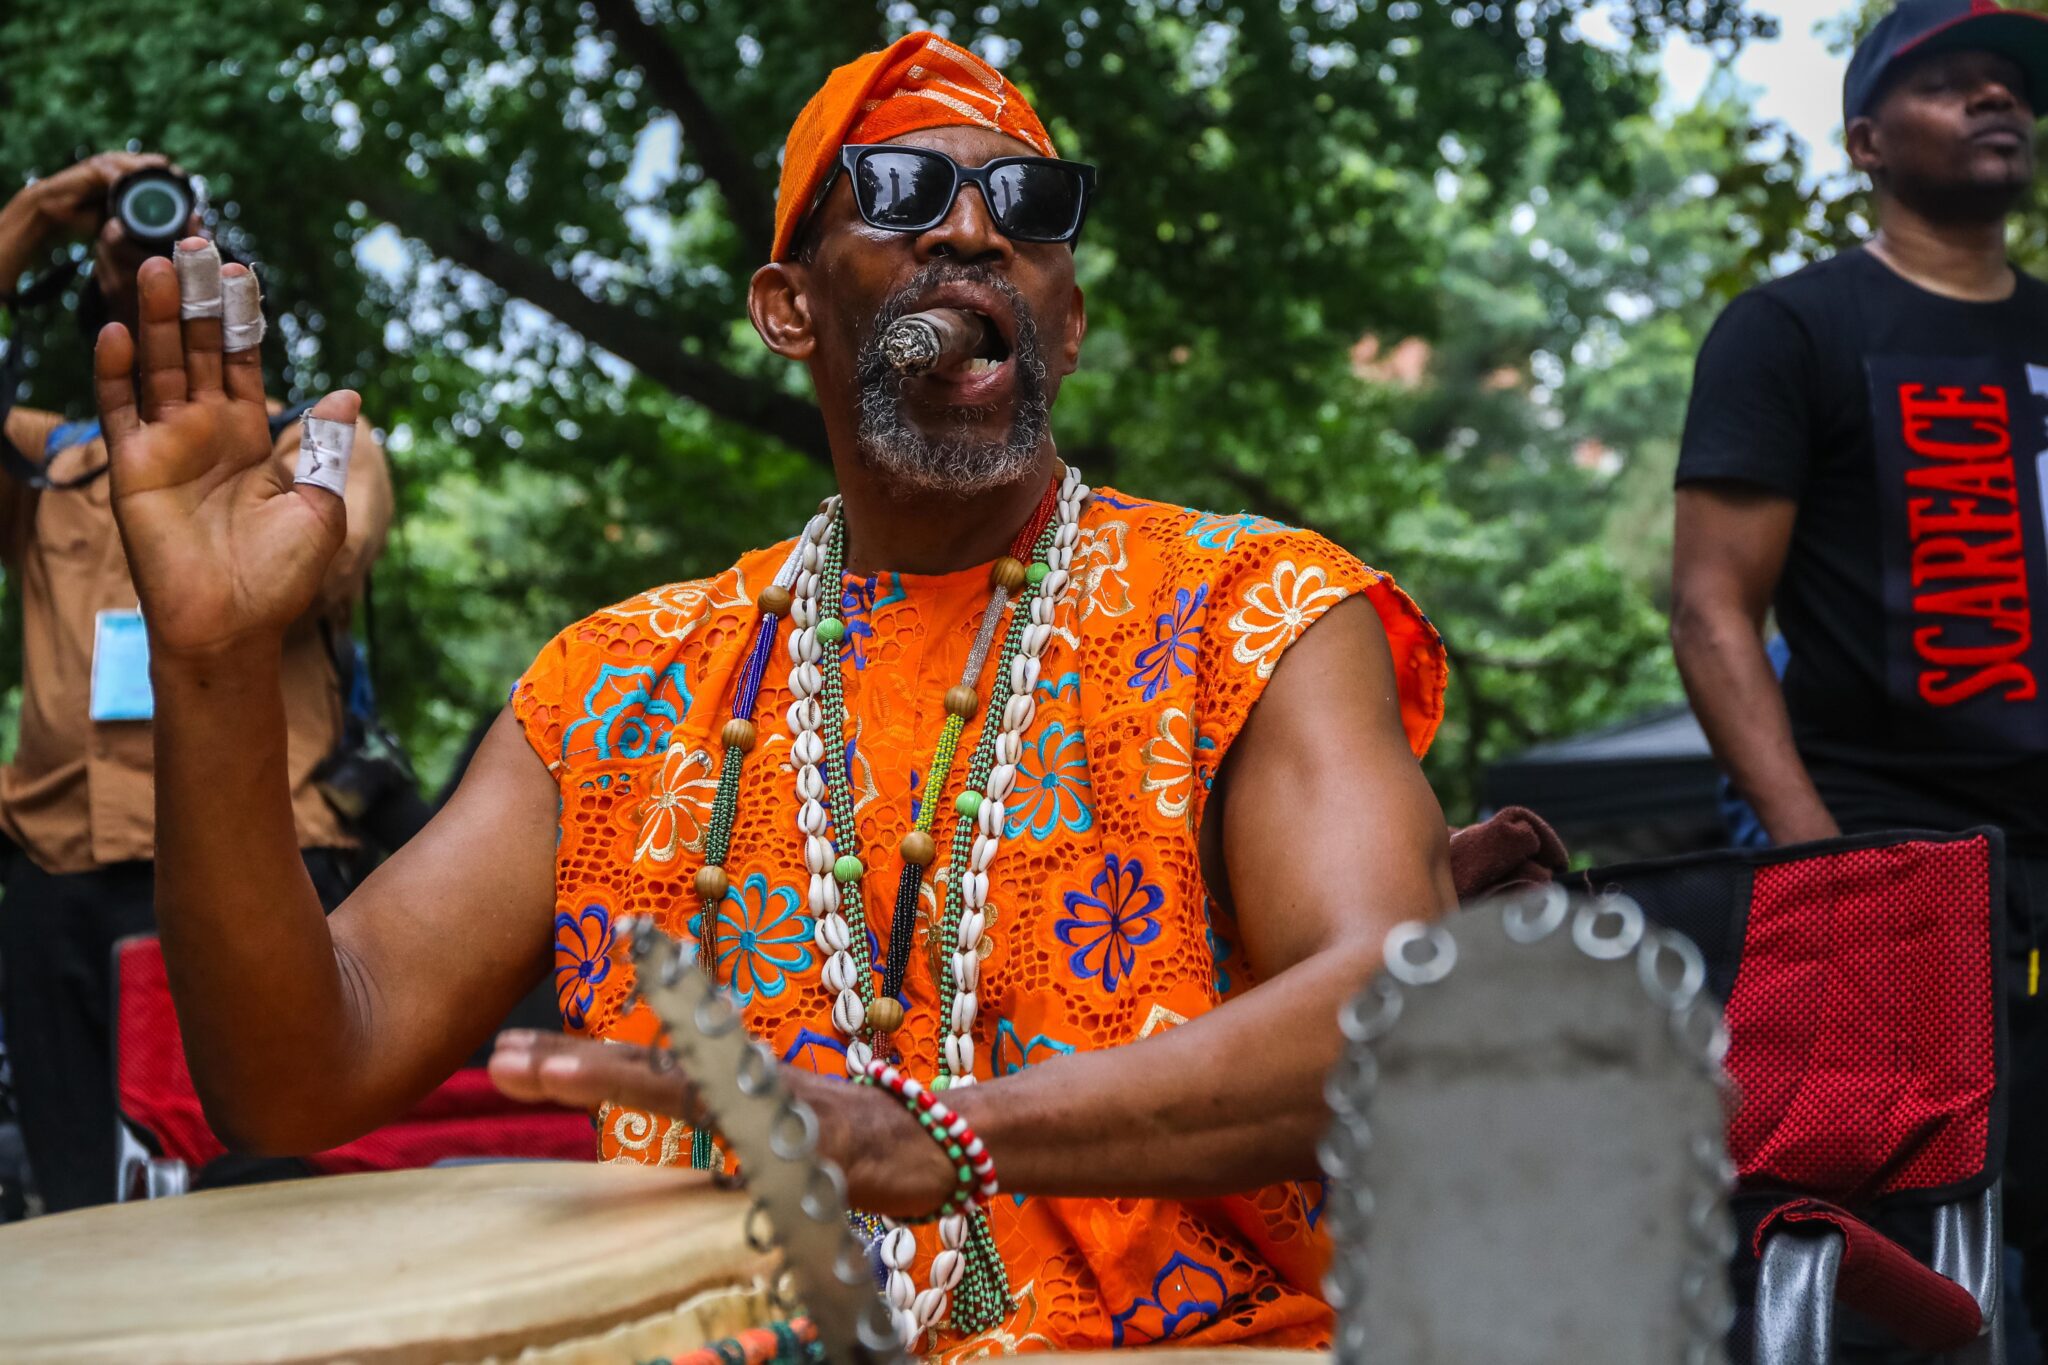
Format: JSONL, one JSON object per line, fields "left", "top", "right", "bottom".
{"left": 864, "top": 1058, "right": 1000, "bottom": 1212}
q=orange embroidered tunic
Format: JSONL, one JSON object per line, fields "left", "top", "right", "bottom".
{"left": 513, "top": 490, "right": 1446, "bottom": 1358}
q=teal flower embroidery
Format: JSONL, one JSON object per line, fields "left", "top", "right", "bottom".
{"left": 1184, "top": 510, "right": 1288, "bottom": 551}
{"left": 693, "top": 872, "right": 813, "bottom": 1007}
{"left": 1008, "top": 722, "right": 1094, "bottom": 840}
{"left": 564, "top": 663, "right": 690, "bottom": 760}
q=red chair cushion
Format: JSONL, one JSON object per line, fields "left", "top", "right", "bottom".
{"left": 1723, "top": 835, "right": 1997, "bottom": 1202}
{"left": 1755, "top": 1198, "right": 1983, "bottom": 1353}
{"left": 115, "top": 936, "right": 592, "bottom": 1172}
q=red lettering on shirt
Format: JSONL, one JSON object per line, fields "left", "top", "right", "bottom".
{"left": 1896, "top": 382, "right": 2036, "bottom": 704}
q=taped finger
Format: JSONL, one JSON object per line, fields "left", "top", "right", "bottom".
{"left": 295, "top": 416, "right": 354, "bottom": 496}
{"left": 174, "top": 240, "right": 223, "bottom": 319}
{"left": 222, "top": 271, "right": 265, "bottom": 351}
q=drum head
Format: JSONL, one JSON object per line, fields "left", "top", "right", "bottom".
{"left": 0, "top": 1161, "right": 778, "bottom": 1364}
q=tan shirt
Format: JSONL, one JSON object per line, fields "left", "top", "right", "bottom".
{"left": 0, "top": 405, "right": 393, "bottom": 873}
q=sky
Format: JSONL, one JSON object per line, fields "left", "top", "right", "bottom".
{"left": 1654, "top": 0, "right": 1858, "bottom": 182}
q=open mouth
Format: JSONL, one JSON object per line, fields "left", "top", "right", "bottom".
{"left": 957, "top": 312, "right": 1013, "bottom": 375}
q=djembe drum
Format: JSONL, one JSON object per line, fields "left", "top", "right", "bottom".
{"left": 0, "top": 1161, "right": 779, "bottom": 1364}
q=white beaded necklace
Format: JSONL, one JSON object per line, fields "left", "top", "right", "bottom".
{"left": 785, "top": 468, "right": 1087, "bottom": 1346}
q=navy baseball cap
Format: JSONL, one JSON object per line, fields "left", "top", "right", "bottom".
{"left": 1844, "top": 0, "right": 2048, "bottom": 124}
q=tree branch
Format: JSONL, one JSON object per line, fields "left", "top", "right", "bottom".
{"left": 588, "top": 0, "right": 776, "bottom": 263}
{"left": 357, "top": 181, "right": 828, "bottom": 465}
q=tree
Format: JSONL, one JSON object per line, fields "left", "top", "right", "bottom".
{"left": 0, "top": 0, "right": 1783, "bottom": 815}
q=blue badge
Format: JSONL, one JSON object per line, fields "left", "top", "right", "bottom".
{"left": 90, "top": 609, "right": 154, "bottom": 722}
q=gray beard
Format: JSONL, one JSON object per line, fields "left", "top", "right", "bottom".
{"left": 853, "top": 264, "right": 1051, "bottom": 496}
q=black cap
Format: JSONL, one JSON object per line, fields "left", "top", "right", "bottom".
{"left": 1844, "top": 0, "right": 2048, "bottom": 125}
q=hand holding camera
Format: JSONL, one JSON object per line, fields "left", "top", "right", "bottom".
{"left": 5, "top": 152, "right": 187, "bottom": 250}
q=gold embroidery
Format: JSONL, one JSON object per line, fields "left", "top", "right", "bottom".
{"left": 1138, "top": 1004, "right": 1188, "bottom": 1039}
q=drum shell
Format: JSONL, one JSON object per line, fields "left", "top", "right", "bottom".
{"left": 0, "top": 1161, "right": 781, "bottom": 1364}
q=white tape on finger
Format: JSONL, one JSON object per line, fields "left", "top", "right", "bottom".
{"left": 221, "top": 272, "right": 265, "bottom": 351}
{"left": 295, "top": 417, "right": 354, "bottom": 496}
{"left": 174, "top": 241, "right": 223, "bottom": 320}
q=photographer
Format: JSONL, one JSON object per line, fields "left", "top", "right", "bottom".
{"left": 0, "top": 152, "right": 391, "bottom": 1211}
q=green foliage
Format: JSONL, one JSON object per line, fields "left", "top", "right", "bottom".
{"left": 0, "top": 0, "right": 1807, "bottom": 818}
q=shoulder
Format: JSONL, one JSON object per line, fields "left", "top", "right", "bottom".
{"left": 1711, "top": 263, "right": 1842, "bottom": 340}
{"left": 1086, "top": 489, "right": 1355, "bottom": 574}
{"left": 3, "top": 405, "right": 63, "bottom": 458}
{"left": 584, "top": 541, "right": 791, "bottom": 649}
{"left": 512, "top": 542, "right": 791, "bottom": 769}
{"left": 1079, "top": 488, "right": 1445, "bottom": 756}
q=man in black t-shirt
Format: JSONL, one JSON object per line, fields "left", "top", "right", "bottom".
{"left": 1672, "top": 0, "right": 2048, "bottom": 1348}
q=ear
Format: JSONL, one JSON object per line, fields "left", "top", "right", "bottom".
{"left": 1058, "top": 283, "right": 1087, "bottom": 378}
{"left": 748, "top": 262, "right": 816, "bottom": 361}
{"left": 1846, "top": 114, "right": 1884, "bottom": 178}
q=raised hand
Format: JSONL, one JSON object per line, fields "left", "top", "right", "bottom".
{"left": 94, "top": 238, "right": 357, "bottom": 659}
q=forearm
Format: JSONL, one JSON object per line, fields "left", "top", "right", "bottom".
{"left": 941, "top": 940, "right": 1370, "bottom": 1200}
{"left": 0, "top": 189, "right": 50, "bottom": 297}
{"left": 1671, "top": 604, "right": 1837, "bottom": 845}
{"left": 152, "top": 642, "right": 366, "bottom": 1150}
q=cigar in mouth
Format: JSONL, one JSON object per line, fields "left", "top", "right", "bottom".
{"left": 879, "top": 307, "right": 997, "bottom": 376}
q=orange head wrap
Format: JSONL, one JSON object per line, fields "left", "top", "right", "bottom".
{"left": 772, "top": 31, "right": 1057, "bottom": 261}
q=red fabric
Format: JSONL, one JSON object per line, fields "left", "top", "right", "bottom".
{"left": 115, "top": 937, "right": 591, "bottom": 1173}
{"left": 1754, "top": 1198, "right": 1984, "bottom": 1353}
{"left": 1722, "top": 836, "right": 1996, "bottom": 1201}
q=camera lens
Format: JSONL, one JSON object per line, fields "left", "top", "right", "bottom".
{"left": 110, "top": 170, "right": 196, "bottom": 248}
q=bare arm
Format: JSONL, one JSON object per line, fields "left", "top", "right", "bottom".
{"left": 495, "top": 594, "right": 1456, "bottom": 1214}
{"left": 1670, "top": 482, "right": 1839, "bottom": 846}
{"left": 96, "top": 246, "right": 556, "bottom": 1153}
{"left": 0, "top": 152, "right": 169, "bottom": 299}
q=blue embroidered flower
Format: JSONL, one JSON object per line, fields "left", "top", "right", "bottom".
{"left": 1057, "top": 854, "right": 1165, "bottom": 993}
{"left": 1008, "top": 723, "right": 1094, "bottom": 841}
{"left": 782, "top": 1027, "right": 849, "bottom": 1075}
{"left": 1092, "top": 490, "right": 1146, "bottom": 510}
{"left": 1110, "top": 1252, "right": 1228, "bottom": 1346}
{"left": 1296, "top": 1179, "right": 1327, "bottom": 1229}
{"left": 840, "top": 573, "right": 905, "bottom": 671}
{"left": 700, "top": 873, "right": 813, "bottom": 1006}
{"left": 1129, "top": 584, "right": 1209, "bottom": 701}
{"left": 1184, "top": 509, "right": 1288, "bottom": 551}
{"left": 553, "top": 903, "right": 614, "bottom": 1030}
{"left": 563, "top": 663, "right": 691, "bottom": 760}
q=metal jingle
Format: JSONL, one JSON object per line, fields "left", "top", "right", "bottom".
{"left": 1571, "top": 894, "right": 1646, "bottom": 960}
{"left": 745, "top": 1198, "right": 777, "bottom": 1254}
{"left": 1500, "top": 883, "right": 1570, "bottom": 943}
{"left": 801, "top": 1160, "right": 850, "bottom": 1223}
{"left": 693, "top": 990, "right": 742, "bottom": 1038}
{"left": 1337, "top": 975, "right": 1404, "bottom": 1043}
{"left": 1637, "top": 928, "right": 1707, "bottom": 1011}
{"left": 735, "top": 1040, "right": 775, "bottom": 1097}
{"left": 769, "top": 1098, "right": 820, "bottom": 1161}
{"left": 1382, "top": 920, "right": 1457, "bottom": 987}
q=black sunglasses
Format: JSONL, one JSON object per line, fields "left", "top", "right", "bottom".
{"left": 830, "top": 144, "right": 1097, "bottom": 245}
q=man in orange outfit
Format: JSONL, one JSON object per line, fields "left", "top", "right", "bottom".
{"left": 92, "top": 31, "right": 1453, "bottom": 1357}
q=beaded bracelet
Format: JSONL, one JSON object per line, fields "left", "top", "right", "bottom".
{"left": 863, "top": 1059, "right": 999, "bottom": 1219}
